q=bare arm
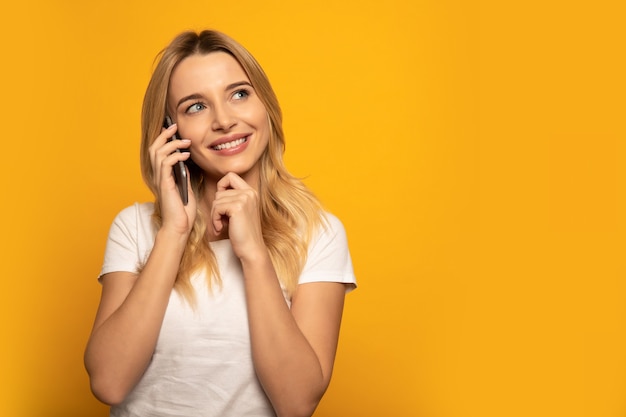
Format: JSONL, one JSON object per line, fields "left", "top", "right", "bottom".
{"left": 243, "top": 253, "right": 347, "bottom": 417}
{"left": 211, "top": 172, "right": 348, "bottom": 417}
{"left": 85, "top": 124, "right": 195, "bottom": 405}
{"left": 84, "top": 229, "right": 187, "bottom": 405}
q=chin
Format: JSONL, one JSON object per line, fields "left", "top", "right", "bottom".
{"left": 206, "top": 164, "right": 260, "bottom": 182}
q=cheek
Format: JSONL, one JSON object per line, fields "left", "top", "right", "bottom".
{"left": 245, "top": 100, "right": 269, "bottom": 127}
{"left": 253, "top": 109, "right": 270, "bottom": 135}
{"left": 257, "top": 118, "right": 271, "bottom": 146}
{"left": 181, "top": 121, "right": 208, "bottom": 143}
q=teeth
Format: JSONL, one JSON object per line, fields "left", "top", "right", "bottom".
{"left": 213, "top": 137, "right": 247, "bottom": 150}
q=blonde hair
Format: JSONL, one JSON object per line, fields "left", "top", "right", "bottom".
{"left": 140, "top": 30, "right": 325, "bottom": 304}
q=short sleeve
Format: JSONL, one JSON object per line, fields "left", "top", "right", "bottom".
{"left": 99, "top": 202, "right": 157, "bottom": 280}
{"left": 298, "top": 213, "right": 357, "bottom": 292}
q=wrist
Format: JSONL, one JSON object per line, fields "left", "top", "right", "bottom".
{"left": 156, "top": 227, "right": 190, "bottom": 248}
{"left": 239, "top": 244, "right": 272, "bottom": 269}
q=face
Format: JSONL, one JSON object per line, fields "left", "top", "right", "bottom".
{"left": 167, "top": 52, "right": 270, "bottom": 185}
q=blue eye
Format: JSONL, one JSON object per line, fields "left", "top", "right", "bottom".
{"left": 233, "top": 89, "right": 250, "bottom": 100}
{"left": 186, "top": 102, "right": 206, "bottom": 114}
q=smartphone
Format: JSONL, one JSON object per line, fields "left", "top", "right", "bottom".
{"left": 163, "top": 116, "right": 189, "bottom": 205}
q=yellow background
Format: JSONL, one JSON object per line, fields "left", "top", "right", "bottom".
{"left": 0, "top": 1, "right": 624, "bottom": 416}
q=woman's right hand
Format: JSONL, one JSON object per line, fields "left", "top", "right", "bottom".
{"left": 148, "top": 123, "right": 197, "bottom": 237}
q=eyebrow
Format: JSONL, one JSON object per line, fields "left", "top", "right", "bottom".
{"left": 175, "top": 81, "right": 254, "bottom": 109}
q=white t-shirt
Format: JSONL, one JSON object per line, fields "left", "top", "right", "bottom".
{"left": 99, "top": 202, "right": 356, "bottom": 417}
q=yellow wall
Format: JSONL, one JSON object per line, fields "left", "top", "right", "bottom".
{"left": 1, "top": 1, "right": 624, "bottom": 416}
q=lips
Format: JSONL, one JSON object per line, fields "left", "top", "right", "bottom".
{"left": 209, "top": 133, "right": 250, "bottom": 151}
{"left": 212, "top": 136, "right": 248, "bottom": 150}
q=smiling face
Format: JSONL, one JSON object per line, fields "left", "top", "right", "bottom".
{"left": 167, "top": 51, "right": 270, "bottom": 185}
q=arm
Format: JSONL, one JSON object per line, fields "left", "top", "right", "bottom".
{"left": 84, "top": 124, "right": 195, "bottom": 405}
{"left": 84, "top": 229, "right": 188, "bottom": 405}
{"left": 211, "top": 173, "right": 352, "bottom": 417}
{"left": 243, "top": 255, "right": 347, "bottom": 417}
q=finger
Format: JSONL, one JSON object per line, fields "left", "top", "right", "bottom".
{"left": 152, "top": 139, "right": 191, "bottom": 184}
{"left": 149, "top": 124, "right": 179, "bottom": 158}
{"left": 210, "top": 193, "right": 250, "bottom": 230}
{"left": 149, "top": 124, "right": 188, "bottom": 159}
{"left": 149, "top": 124, "right": 180, "bottom": 176}
{"left": 211, "top": 200, "right": 229, "bottom": 235}
{"left": 155, "top": 138, "right": 191, "bottom": 160}
{"left": 160, "top": 151, "right": 191, "bottom": 180}
{"left": 216, "top": 172, "right": 251, "bottom": 192}
{"left": 214, "top": 188, "right": 255, "bottom": 206}
{"left": 159, "top": 123, "right": 179, "bottom": 144}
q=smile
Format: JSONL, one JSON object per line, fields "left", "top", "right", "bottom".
{"left": 211, "top": 136, "right": 248, "bottom": 150}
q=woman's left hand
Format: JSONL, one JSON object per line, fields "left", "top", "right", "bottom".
{"left": 211, "top": 172, "right": 266, "bottom": 261}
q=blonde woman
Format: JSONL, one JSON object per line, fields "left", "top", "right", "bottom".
{"left": 84, "top": 30, "right": 356, "bottom": 417}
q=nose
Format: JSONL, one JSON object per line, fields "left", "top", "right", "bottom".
{"left": 211, "top": 103, "right": 237, "bottom": 131}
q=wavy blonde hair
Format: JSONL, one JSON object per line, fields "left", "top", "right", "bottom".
{"left": 140, "top": 30, "right": 325, "bottom": 304}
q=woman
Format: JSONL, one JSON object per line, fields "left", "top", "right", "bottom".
{"left": 84, "top": 30, "right": 356, "bottom": 417}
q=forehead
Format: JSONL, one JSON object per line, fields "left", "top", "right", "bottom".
{"left": 169, "top": 52, "right": 249, "bottom": 92}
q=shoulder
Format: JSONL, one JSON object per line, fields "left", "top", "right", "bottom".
{"left": 111, "top": 202, "right": 155, "bottom": 229}
{"left": 306, "top": 211, "right": 352, "bottom": 264}
{"left": 321, "top": 212, "right": 345, "bottom": 232}
{"left": 300, "top": 211, "right": 357, "bottom": 289}
{"left": 312, "top": 211, "right": 349, "bottom": 247}
{"left": 114, "top": 202, "right": 154, "bottom": 222}
{"left": 100, "top": 203, "right": 156, "bottom": 278}
{"left": 107, "top": 202, "right": 156, "bottom": 243}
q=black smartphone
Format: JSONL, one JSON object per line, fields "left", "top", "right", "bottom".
{"left": 163, "top": 116, "right": 189, "bottom": 205}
